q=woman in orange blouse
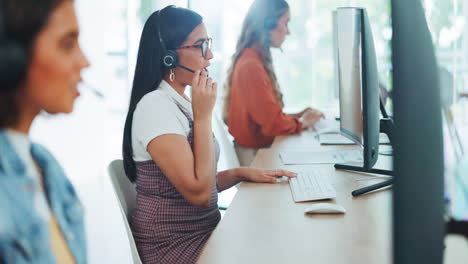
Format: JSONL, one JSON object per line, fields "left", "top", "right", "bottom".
{"left": 223, "top": 0, "right": 324, "bottom": 166}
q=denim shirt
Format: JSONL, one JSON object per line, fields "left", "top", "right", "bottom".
{"left": 0, "top": 131, "right": 87, "bottom": 263}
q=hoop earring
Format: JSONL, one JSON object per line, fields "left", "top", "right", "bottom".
{"left": 169, "top": 69, "right": 175, "bottom": 82}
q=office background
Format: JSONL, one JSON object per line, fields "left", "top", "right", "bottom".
{"left": 25, "top": 0, "right": 467, "bottom": 262}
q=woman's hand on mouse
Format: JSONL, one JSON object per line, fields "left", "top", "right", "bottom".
{"left": 236, "top": 168, "right": 297, "bottom": 184}
{"left": 192, "top": 69, "right": 217, "bottom": 121}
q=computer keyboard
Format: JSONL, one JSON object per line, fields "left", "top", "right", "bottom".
{"left": 289, "top": 170, "right": 336, "bottom": 202}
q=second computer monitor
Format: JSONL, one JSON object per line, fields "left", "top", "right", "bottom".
{"left": 334, "top": 7, "right": 381, "bottom": 170}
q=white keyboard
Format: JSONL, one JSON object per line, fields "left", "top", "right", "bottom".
{"left": 289, "top": 170, "right": 336, "bottom": 202}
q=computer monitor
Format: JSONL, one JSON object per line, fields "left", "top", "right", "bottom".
{"left": 333, "top": 7, "right": 393, "bottom": 189}
{"left": 391, "top": 0, "right": 445, "bottom": 263}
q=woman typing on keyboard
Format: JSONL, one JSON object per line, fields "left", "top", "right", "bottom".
{"left": 223, "top": 0, "right": 324, "bottom": 167}
{"left": 122, "top": 6, "right": 297, "bottom": 264}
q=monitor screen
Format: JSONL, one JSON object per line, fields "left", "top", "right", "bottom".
{"left": 334, "top": 7, "right": 381, "bottom": 170}
{"left": 334, "top": 8, "right": 363, "bottom": 146}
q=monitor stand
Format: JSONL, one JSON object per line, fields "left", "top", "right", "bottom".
{"left": 334, "top": 100, "right": 395, "bottom": 196}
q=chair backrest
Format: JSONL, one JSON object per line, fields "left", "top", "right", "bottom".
{"left": 212, "top": 114, "right": 240, "bottom": 170}
{"left": 108, "top": 160, "right": 137, "bottom": 219}
{"left": 439, "top": 67, "right": 455, "bottom": 109}
{"left": 108, "top": 160, "right": 142, "bottom": 264}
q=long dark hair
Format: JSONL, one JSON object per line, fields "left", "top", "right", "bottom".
{"left": 0, "top": 0, "right": 69, "bottom": 128}
{"left": 123, "top": 6, "right": 202, "bottom": 182}
{"left": 223, "top": 0, "right": 289, "bottom": 123}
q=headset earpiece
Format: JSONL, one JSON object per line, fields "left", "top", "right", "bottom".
{"left": 156, "top": 7, "right": 195, "bottom": 74}
{"left": 0, "top": 4, "right": 27, "bottom": 91}
{"left": 264, "top": 16, "right": 279, "bottom": 30}
{"left": 162, "top": 49, "right": 178, "bottom": 68}
{"left": 157, "top": 8, "right": 178, "bottom": 69}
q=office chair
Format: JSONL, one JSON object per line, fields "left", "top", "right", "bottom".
{"left": 108, "top": 160, "right": 142, "bottom": 264}
{"left": 212, "top": 114, "right": 240, "bottom": 170}
{"left": 439, "top": 67, "right": 455, "bottom": 109}
{"left": 212, "top": 115, "right": 241, "bottom": 210}
{"left": 438, "top": 68, "right": 468, "bottom": 239}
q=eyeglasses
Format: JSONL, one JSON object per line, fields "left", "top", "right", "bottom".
{"left": 175, "top": 38, "right": 212, "bottom": 58}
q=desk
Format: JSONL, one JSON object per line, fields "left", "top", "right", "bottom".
{"left": 198, "top": 129, "right": 394, "bottom": 264}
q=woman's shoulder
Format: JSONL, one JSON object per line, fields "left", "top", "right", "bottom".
{"left": 138, "top": 89, "right": 171, "bottom": 106}
{"left": 135, "top": 89, "right": 179, "bottom": 116}
{"left": 235, "top": 48, "right": 264, "bottom": 73}
{"left": 31, "top": 143, "right": 64, "bottom": 173}
{"left": 233, "top": 49, "right": 269, "bottom": 84}
{"left": 237, "top": 48, "right": 263, "bottom": 66}
{"left": 30, "top": 143, "right": 76, "bottom": 190}
{"left": 133, "top": 90, "right": 190, "bottom": 132}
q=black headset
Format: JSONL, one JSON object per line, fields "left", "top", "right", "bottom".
{"left": 264, "top": 16, "right": 279, "bottom": 30}
{"left": 156, "top": 7, "right": 195, "bottom": 73}
{"left": 0, "top": 1, "right": 27, "bottom": 91}
{"left": 157, "top": 8, "right": 178, "bottom": 69}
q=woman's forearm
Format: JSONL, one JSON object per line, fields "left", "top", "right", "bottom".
{"left": 193, "top": 118, "right": 216, "bottom": 189}
{"left": 216, "top": 168, "right": 244, "bottom": 192}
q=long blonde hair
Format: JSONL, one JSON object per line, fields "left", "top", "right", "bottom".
{"left": 223, "top": 0, "right": 289, "bottom": 123}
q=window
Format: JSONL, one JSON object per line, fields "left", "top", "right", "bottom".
{"left": 30, "top": 0, "right": 467, "bottom": 185}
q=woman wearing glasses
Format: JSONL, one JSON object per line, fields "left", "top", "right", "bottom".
{"left": 223, "top": 0, "right": 325, "bottom": 166}
{"left": 122, "top": 6, "right": 296, "bottom": 264}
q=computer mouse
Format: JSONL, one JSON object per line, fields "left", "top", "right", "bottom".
{"left": 304, "top": 203, "right": 346, "bottom": 214}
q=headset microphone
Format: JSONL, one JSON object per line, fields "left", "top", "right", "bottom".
{"left": 176, "top": 63, "right": 195, "bottom": 73}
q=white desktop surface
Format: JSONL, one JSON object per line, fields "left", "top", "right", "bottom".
{"left": 197, "top": 129, "right": 393, "bottom": 264}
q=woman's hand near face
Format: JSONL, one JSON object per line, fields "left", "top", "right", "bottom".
{"left": 191, "top": 69, "right": 217, "bottom": 121}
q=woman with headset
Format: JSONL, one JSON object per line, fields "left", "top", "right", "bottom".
{"left": 122, "top": 6, "right": 296, "bottom": 264}
{"left": 223, "top": 0, "right": 325, "bottom": 166}
{"left": 0, "top": 0, "right": 89, "bottom": 263}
